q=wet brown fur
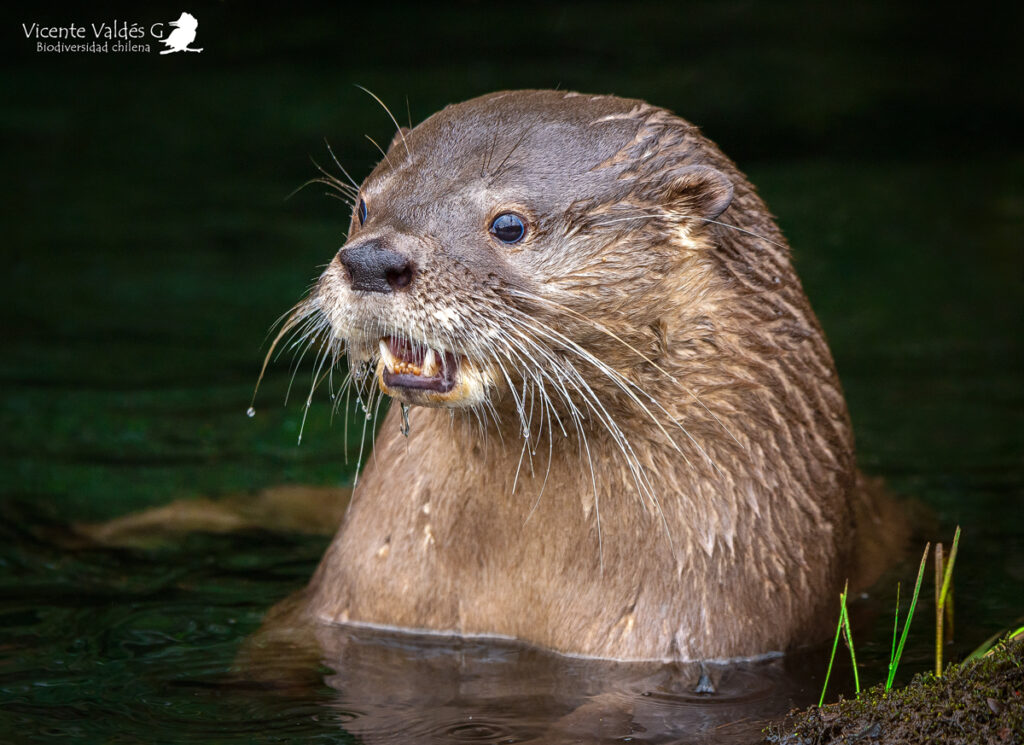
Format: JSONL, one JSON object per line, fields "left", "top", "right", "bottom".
{"left": 294, "top": 90, "right": 887, "bottom": 661}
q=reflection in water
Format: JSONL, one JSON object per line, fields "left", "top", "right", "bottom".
{"left": 0, "top": 489, "right": 1016, "bottom": 744}
{"left": 0, "top": 501, "right": 849, "bottom": 745}
{"left": 244, "top": 618, "right": 826, "bottom": 745}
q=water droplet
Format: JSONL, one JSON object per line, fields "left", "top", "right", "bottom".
{"left": 399, "top": 403, "right": 411, "bottom": 437}
{"left": 522, "top": 427, "right": 531, "bottom": 439}
{"left": 246, "top": 407, "right": 255, "bottom": 418}
{"left": 365, "top": 411, "right": 373, "bottom": 420}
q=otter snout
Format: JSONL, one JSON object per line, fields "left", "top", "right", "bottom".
{"left": 338, "top": 239, "right": 414, "bottom": 293}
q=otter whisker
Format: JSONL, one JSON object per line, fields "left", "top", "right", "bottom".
{"left": 281, "top": 313, "right": 328, "bottom": 359}
{"left": 512, "top": 429, "right": 531, "bottom": 496}
{"left": 429, "top": 313, "right": 504, "bottom": 449}
{"left": 323, "top": 191, "right": 355, "bottom": 207}
{"left": 310, "top": 156, "right": 359, "bottom": 198}
{"left": 533, "top": 338, "right": 660, "bottom": 557}
{"left": 521, "top": 365, "right": 558, "bottom": 524}
{"left": 557, "top": 354, "right": 669, "bottom": 531}
{"left": 448, "top": 305, "right": 578, "bottom": 510}
{"left": 328, "top": 366, "right": 352, "bottom": 424}
{"left": 521, "top": 315, "right": 725, "bottom": 483}
{"left": 297, "top": 331, "right": 340, "bottom": 445}
{"left": 284, "top": 316, "right": 331, "bottom": 406}
{"left": 481, "top": 129, "right": 500, "bottom": 178}
{"left": 485, "top": 316, "right": 591, "bottom": 454}
{"left": 488, "top": 123, "right": 536, "bottom": 182}
{"left": 580, "top": 413, "right": 603, "bottom": 575}
{"left": 498, "top": 320, "right": 609, "bottom": 557}
{"left": 587, "top": 210, "right": 790, "bottom": 253}
{"left": 483, "top": 317, "right": 582, "bottom": 443}
{"left": 310, "top": 174, "right": 357, "bottom": 199}
{"left": 699, "top": 217, "right": 788, "bottom": 252}
{"left": 509, "top": 288, "right": 748, "bottom": 454}
{"left": 351, "top": 349, "right": 388, "bottom": 485}
{"left": 354, "top": 84, "right": 411, "bottom": 158}
{"left": 289, "top": 157, "right": 359, "bottom": 207}
{"left": 493, "top": 308, "right": 685, "bottom": 539}
{"left": 286, "top": 176, "right": 347, "bottom": 204}
{"left": 322, "top": 138, "right": 362, "bottom": 191}
{"left": 367, "top": 377, "right": 388, "bottom": 471}
{"left": 508, "top": 288, "right": 681, "bottom": 383}
{"left": 251, "top": 297, "right": 323, "bottom": 412}
{"left": 488, "top": 313, "right": 671, "bottom": 539}
{"left": 364, "top": 134, "right": 393, "bottom": 169}
{"left": 507, "top": 311, "right": 714, "bottom": 476}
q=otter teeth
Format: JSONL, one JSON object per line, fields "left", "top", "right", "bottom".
{"left": 379, "top": 339, "right": 397, "bottom": 373}
{"left": 422, "top": 348, "right": 440, "bottom": 377}
{"left": 379, "top": 338, "right": 444, "bottom": 378}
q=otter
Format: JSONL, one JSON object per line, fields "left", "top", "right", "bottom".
{"left": 278, "top": 90, "right": 873, "bottom": 661}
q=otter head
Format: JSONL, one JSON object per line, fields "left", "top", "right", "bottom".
{"left": 313, "top": 90, "right": 736, "bottom": 419}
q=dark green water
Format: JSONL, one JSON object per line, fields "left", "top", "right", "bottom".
{"left": 2, "top": 3, "right": 1022, "bottom": 743}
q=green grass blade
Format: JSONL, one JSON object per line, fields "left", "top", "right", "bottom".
{"left": 938, "top": 526, "right": 960, "bottom": 608}
{"left": 819, "top": 588, "right": 847, "bottom": 707}
{"left": 886, "top": 542, "right": 930, "bottom": 690}
{"left": 840, "top": 591, "right": 859, "bottom": 696}
{"left": 964, "top": 623, "right": 1024, "bottom": 663}
{"left": 935, "top": 543, "right": 944, "bottom": 677}
{"left": 935, "top": 526, "right": 961, "bottom": 676}
{"left": 888, "top": 582, "right": 901, "bottom": 677}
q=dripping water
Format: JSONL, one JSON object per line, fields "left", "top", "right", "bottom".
{"left": 399, "top": 403, "right": 411, "bottom": 437}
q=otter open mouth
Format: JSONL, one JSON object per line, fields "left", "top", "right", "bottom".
{"left": 378, "top": 337, "right": 460, "bottom": 393}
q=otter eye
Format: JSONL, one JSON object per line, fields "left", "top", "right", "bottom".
{"left": 357, "top": 199, "right": 367, "bottom": 226}
{"left": 489, "top": 213, "right": 526, "bottom": 244}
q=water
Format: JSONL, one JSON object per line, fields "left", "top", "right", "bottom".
{"left": 0, "top": 515, "right": 348, "bottom": 743}
{"left": 2, "top": 3, "right": 1021, "bottom": 743}
{"left": 399, "top": 404, "right": 411, "bottom": 437}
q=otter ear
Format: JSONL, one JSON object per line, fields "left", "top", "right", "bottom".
{"left": 664, "top": 166, "right": 734, "bottom": 220}
{"left": 389, "top": 126, "right": 411, "bottom": 152}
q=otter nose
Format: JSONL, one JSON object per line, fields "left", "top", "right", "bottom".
{"left": 337, "top": 239, "right": 414, "bottom": 293}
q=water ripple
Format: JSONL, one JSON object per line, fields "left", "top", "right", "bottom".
{"left": 0, "top": 516, "right": 836, "bottom": 745}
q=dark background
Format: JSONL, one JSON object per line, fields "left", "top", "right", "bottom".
{"left": 0, "top": 2, "right": 1022, "bottom": 740}
{"left": 3, "top": 1, "right": 1021, "bottom": 515}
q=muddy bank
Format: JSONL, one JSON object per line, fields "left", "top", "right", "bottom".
{"left": 765, "top": 637, "right": 1023, "bottom": 744}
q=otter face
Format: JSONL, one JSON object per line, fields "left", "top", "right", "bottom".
{"left": 312, "top": 90, "right": 734, "bottom": 412}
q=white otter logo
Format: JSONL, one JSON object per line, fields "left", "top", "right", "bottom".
{"left": 159, "top": 12, "right": 202, "bottom": 55}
